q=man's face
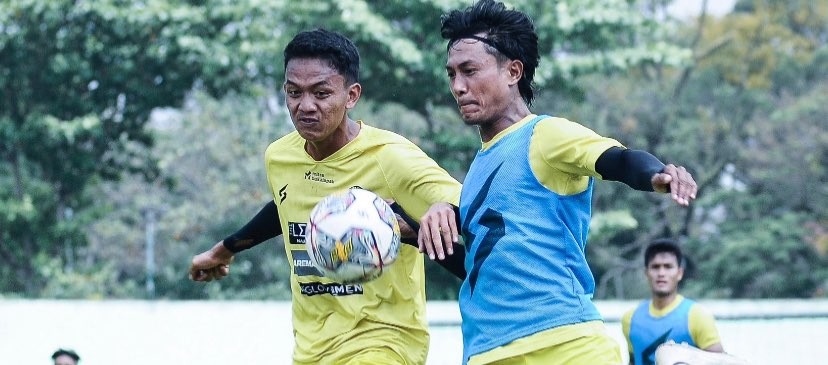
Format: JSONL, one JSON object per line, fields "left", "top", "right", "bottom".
{"left": 54, "top": 354, "right": 77, "bottom": 365}
{"left": 283, "top": 58, "right": 359, "bottom": 143}
{"left": 646, "top": 252, "right": 684, "bottom": 297}
{"left": 445, "top": 38, "right": 515, "bottom": 126}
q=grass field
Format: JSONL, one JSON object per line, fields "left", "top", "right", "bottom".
{"left": 2, "top": 300, "right": 826, "bottom": 364}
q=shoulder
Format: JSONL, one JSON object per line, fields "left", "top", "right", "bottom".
{"left": 265, "top": 131, "right": 302, "bottom": 155}
{"left": 534, "top": 116, "right": 600, "bottom": 137}
{"left": 360, "top": 124, "right": 426, "bottom": 157}
{"left": 688, "top": 301, "right": 716, "bottom": 321}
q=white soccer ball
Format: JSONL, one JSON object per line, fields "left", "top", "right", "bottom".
{"left": 305, "top": 188, "right": 401, "bottom": 283}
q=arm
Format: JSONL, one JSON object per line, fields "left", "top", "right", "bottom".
{"left": 189, "top": 201, "right": 282, "bottom": 282}
{"left": 688, "top": 305, "right": 724, "bottom": 353}
{"left": 621, "top": 309, "right": 635, "bottom": 365}
{"left": 595, "top": 146, "right": 697, "bottom": 206}
{"left": 390, "top": 201, "right": 466, "bottom": 279}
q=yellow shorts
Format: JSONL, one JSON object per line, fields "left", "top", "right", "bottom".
{"left": 469, "top": 322, "right": 622, "bottom": 365}
{"left": 339, "top": 347, "right": 408, "bottom": 365}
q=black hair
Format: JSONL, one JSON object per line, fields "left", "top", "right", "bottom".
{"left": 644, "top": 238, "right": 684, "bottom": 268}
{"left": 283, "top": 28, "right": 360, "bottom": 85}
{"left": 52, "top": 349, "right": 80, "bottom": 362}
{"left": 440, "top": 0, "right": 540, "bottom": 106}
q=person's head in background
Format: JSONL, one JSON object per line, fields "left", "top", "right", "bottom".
{"left": 52, "top": 349, "right": 80, "bottom": 365}
{"left": 644, "top": 238, "right": 685, "bottom": 298}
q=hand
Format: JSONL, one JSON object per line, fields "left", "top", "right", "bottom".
{"left": 189, "top": 242, "right": 235, "bottom": 282}
{"left": 651, "top": 164, "right": 697, "bottom": 206}
{"left": 417, "top": 202, "right": 459, "bottom": 260}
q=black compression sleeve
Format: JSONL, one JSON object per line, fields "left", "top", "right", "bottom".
{"left": 388, "top": 202, "right": 467, "bottom": 279}
{"left": 595, "top": 146, "right": 665, "bottom": 192}
{"left": 222, "top": 200, "right": 282, "bottom": 253}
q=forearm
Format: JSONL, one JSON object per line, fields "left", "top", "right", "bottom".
{"left": 222, "top": 200, "right": 282, "bottom": 253}
{"left": 595, "top": 146, "right": 665, "bottom": 191}
{"left": 390, "top": 202, "right": 467, "bottom": 279}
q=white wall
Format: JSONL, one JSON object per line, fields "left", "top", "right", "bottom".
{"left": 2, "top": 300, "right": 827, "bottom": 365}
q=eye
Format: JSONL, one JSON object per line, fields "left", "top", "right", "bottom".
{"left": 286, "top": 89, "right": 301, "bottom": 98}
{"left": 315, "top": 91, "right": 332, "bottom": 98}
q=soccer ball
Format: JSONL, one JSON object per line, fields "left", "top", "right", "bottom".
{"left": 305, "top": 188, "right": 402, "bottom": 283}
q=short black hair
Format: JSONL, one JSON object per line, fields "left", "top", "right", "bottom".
{"left": 52, "top": 349, "right": 80, "bottom": 362}
{"left": 440, "top": 0, "right": 540, "bottom": 106}
{"left": 283, "top": 28, "right": 360, "bottom": 85}
{"left": 644, "top": 239, "right": 684, "bottom": 267}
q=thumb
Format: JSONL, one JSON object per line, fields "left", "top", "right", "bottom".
{"left": 651, "top": 173, "right": 673, "bottom": 192}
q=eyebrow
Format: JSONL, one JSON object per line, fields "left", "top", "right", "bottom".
{"left": 446, "top": 60, "right": 478, "bottom": 70}
{"left": 284, "top": 79, "right": 334, "bottom": 88}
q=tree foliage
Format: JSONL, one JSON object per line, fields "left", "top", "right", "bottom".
{"left": 3, "top": 0, "right": 824, "bottom": 300}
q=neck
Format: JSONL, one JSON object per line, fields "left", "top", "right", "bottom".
{"left": 652, "top": 292, "right": 679, "bottom": 310}
{"left": 478, "top": 95, "right": 531, "bottom": 142}
{"left": 306, "top": 118, "right": 359, "bottom": 161}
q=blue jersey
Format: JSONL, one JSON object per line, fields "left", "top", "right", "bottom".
{"left": 629, "top": 298, "right": 697, "bottom": 365}
{"left": 458, "top": 115, "right": 603, "bottom": 363}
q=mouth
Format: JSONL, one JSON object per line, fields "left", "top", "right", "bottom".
{"left": 297, "top": 117, "right": 319, "bottom": 125}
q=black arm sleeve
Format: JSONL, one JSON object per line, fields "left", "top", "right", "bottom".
{"left": 222, "top": 200, "right": 282, "bottom": 253}
{"left": 595, "top": 146, "right": 665, "bottom": 192}
{"left": 388, "top": 202, "right": 467, "bottom": 280}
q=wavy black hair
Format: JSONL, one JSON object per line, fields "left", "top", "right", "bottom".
{"left": 284, "top": 28, "right": 360, "bottom": 85}
{"left": 441, "top": 0, "right": 540, "bottom": 105}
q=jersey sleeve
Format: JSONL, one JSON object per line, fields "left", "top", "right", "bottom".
{"left": 376, "top": 141, "right": 462, "bottom": 219}
{"left": 621, "top": 309, "right": 635, "bottom": 353}
{"left": 688, "top": 305, "right": 722, "bottom": 350}
{"left": 532, "top": 117, "right": 624, "bottom": 177}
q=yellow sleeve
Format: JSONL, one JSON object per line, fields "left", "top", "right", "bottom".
{"left": 621, "top": 309, "right": 634, "bottom": 353}
{"left": 529, "top": 117, "right": 624, "bottom": 195}
{"left": 688, "top": 305, "right": 721, "bottom": 349}
{"left": 377, "top": 140, "right": 462, "bottom": 219}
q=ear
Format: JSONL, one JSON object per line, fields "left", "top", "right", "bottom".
{"left": 677, "top": 266, "right": 685, "bottom": 282}
{"left": 506, "top": 59, "right": 524, "bottom": 86}
{"left": 346, "top": 82, "right": 362, "bottom": 109}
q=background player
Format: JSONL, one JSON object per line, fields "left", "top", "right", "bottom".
{"left": 622, "top": 239, "right": 723, "bottom": 365}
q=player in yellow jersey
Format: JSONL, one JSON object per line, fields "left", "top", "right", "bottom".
{"left": 622, "top": 239, "right": 724, "bottom": 365}
{"left": 188, "top": 29, "right": 464, "bottom": 365}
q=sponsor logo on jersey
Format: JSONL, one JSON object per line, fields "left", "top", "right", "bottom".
{"left": 304, "top": 171, "right": 334, "bottom": 184}
{"left": 279, "top": 184, "right": 287, "bottom": 203}
{"left": 299, "top": 281, "right": 364, "bottom": 296}
{"left": 292, "top": 249, "right": 322, "bottom": 276}
{"left": 288, "top": 222, "right": 307, "bottom": 244}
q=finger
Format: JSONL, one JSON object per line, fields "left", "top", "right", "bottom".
{"left": 669, "top": 165, "right": 684, "bottom": 205}
{"left": 433, "top": 218, "right": 449, "bottom": 261}
{"left": 425, "top": 220, "right": 442, "bottom": 260}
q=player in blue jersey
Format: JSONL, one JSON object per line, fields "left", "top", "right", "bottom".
{"left": 622, "top": 239, "right": 723, "bottom": 365}
{"left": 417, "top": 1, "right": 698, "bottom": 364}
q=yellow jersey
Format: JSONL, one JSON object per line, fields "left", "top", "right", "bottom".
{"left": 264, "top": 121, "right": 461, "bottom": 364}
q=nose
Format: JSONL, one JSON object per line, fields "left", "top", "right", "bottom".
{"left": 297, "top": 94, "right": 316, "bottom": 113}
{"left": 450, "top": 76, "right": 467, "bottom": 98}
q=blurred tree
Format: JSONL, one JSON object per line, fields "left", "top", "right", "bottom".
{"left": 0, "top": 0, "right": 273, "bottom": 296}
{"left": 551, "top": 0, "right": 828, "bottom": 298}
